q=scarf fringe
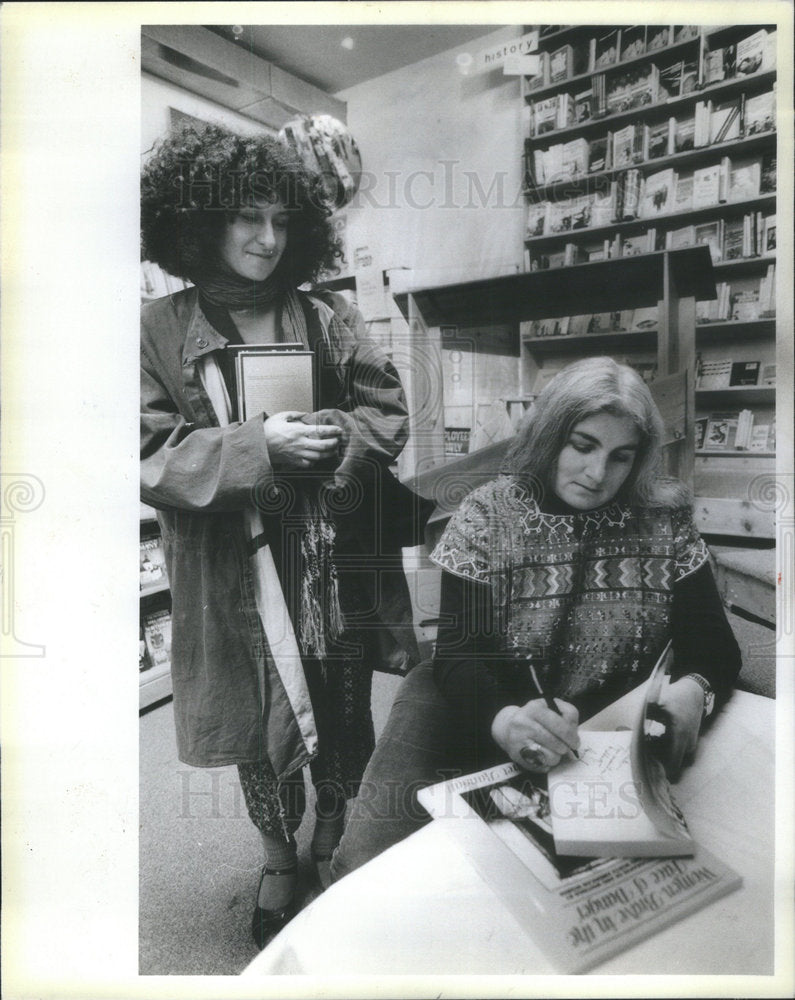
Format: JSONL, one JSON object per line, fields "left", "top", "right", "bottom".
{"left": 298, "top": 507, "right": 344, "bottom": 662}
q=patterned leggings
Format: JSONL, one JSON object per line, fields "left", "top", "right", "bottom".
{"left": 237, "top": 652, "right": 375, "bottom": 840}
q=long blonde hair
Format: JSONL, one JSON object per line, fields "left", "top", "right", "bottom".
{"left": 504, "top": 357, "right": 688, "bottom": 507}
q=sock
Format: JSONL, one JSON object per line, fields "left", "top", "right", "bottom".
{"left": 257, "top": 833, "right": 297, "bottom": 910}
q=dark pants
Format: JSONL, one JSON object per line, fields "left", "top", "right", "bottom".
{"left": 330, "top": 660, "right": 487, "bottom": 881}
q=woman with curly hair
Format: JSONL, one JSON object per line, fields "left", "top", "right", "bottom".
{"left": 330, "top": 356, "right": 742, "bottom": 879}
{"left": 140, "top": 122, "right": 426, "bottom": 947}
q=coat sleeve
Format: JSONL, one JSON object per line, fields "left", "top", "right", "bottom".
{"left": 311, "top": 296, "right": 409, "bottom": 475}
{"left": 141, "top": 341, "right": 274, "bottom": 513}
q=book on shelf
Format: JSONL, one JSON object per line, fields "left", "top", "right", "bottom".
{"left": 619, "top": 25, "right": 646, "bottom": 62}
{"left": 694, "top": 220, "right": 724, "bottom": 263}
{"left": 697, "top": 358, "right": 732, "bottom": 389}
{"left": 607, "top": 63, "right": 664, "bottom": 114}
{"left": 673, "top": 24, "right": 700, "bottom": 44}
{"left": 631, "top": 306, "right": 659, "bottom": 331}
{"left": 639, "top": 168, "right": 676, "bottom": 218}
{"left": 672, "top": 113, "right": 696, "bottom": 154}
{"left": 693, "top": 101, "right": 712, "bottom": 148}
{"left": 665, "top": 225, "right": 695, "bottom": 251}
{"left": 709, "top": 98, "right": 742, "bottom": 145}
{"left": 722, "top": 217, "right": 745, "bottom": 260}
{"left": 417, "top": 642, "right": 741, "bottom": 973}
{"left": 704, "top": 412, "right": 740, "bottom": 449}
{"left": 142, "top": 609, "right": 173, "bottom": 670}
{"left": 672, "top": 171, "right": 694, "bottom": 213}
{"left": 618, "top": 169, "right": 642, "bottom": 220}
{"left": 591, "top": 72, "right": 607, "bottom": 116}
{"left": 526, "top": 201, "right": 547, "bottom": 237}
{"left": 730, "top": 288, "right": 760, "bottom": 322}
{"left": 692, "top": 164, "right": 722, "bottom": 209}
{"left": 611, "top": 124, "right": 641, "bottom": 168}
{"left": 591, "top": 28, "right": 620, "bottom": 70}
{"left": 549, "top": 44, "right": 576, "bottom": 84}
{"left": 531, "top": 94, "right": 574, "bottom": 136}
{"left": 735, "top": 28, "right": 768, "bottom": 77}
{"left": 726, "top": 156, "right": 761, "bottom": 201}
{"left": 742, "top": 90, "right": 775, "bottom": 136}
{"left": 644, "top": 117, "right": 673, "bottom": 160}
{"left": 758, "top": 263, "right": 776, "bottom": 316}
{"left": 734, "top": 409, "right": 755, "bottom": 450}
{"left": 760, "top": 362, "right": 776, "bottom": 386}
{"left": 696, "top": 281, "right": 731, "bottom": 323}
{"left": 573, "top": 88, "right": 593, "bottom": 123}
{"left": 749, "top": 423, "right": 772, "bottom": 452}
{"left": 139, "top": 626, "right": 151, "bottom": 673}
{"left": 620, "top": 233, "right": 646, "bottom": 258}
{"left": 694, "top": 416, "right": 708, "bottom": 450}
{"left": 646, "top": 26, "right": 672, "bottom": 53}
{"left": 759, "top": 152, "right": 776, "bottom": 195}
{"left": 140, "top": 535, "right": 167, "bottom": 590}
{"left": 587, "top": 135, "right": 610, "bottom": 173}
{"left": 702, "top": 44, "right": 736, "bottom": 85}
{"left": 730, "top": 360, "right": 761, "bottom": 386}
{"left": 525, "top": 50, "right": 549, "bottom": 92}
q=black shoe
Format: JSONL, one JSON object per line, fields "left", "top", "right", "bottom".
{"left": 251, "top": 861, "right": 298, "bottom": 950}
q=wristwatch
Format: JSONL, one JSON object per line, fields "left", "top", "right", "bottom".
{"left": 685, "top": 673, "right": 716, "bottom": 721}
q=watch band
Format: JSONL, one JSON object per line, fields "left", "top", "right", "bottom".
{"left": 685, "top": 673, "right": 715, "bottom": 719}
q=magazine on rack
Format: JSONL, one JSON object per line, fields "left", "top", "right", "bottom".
{"left": 417, "top": 643, "right": 742, "bottom": 972}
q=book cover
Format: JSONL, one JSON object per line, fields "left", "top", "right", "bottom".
{"left": 417, "top": 654, "right": 742, "bottom": 972}
{"left": 588, "top": 136, "right": 609, "bottom": 173}
{"left": 549, "top": 44, "right": 573, "bottom": 84}
{"left": 593, "top": 28, "right": 619, "bottom": 69}
{"left": 694, "top": 220, "right": 724, "bottom": 263}
{"left": 742, "top": 90, "right": 775, "bottom": 136}
{"left": 666, "top": 225, "right": 695, "bottom": 251}
{"left": 729, "top": 361, "right": 760, "bottom": 387}
{"left": 620, "top": 26, "right": 646, "bottom": 62}
{"left": 694, "top": 416, "right": 708, "bottom": 450}
{"left": 692, "top": 164, "right": 721, "bottom": 209}
{"left": 228, "top": 343, "right": 314, "bottom": 421}
{"left": 749, "top": 424, "right": 771, "bottom": 452}
{"left": 574, "top": 88, "right": 593, "bottom": 123}
{"left": 709, "top": 99, "right": 742, "bottom": 144}
{"left": 697, "top": 359, "right": 732, "bottom": 389}
{"left": 760, "top": 362, "right": 776, "bottom": 386}
{"left": 645, "top": 118, "right": 672, "bottom": 160}
{"left": 759, "top": 152, "right": 776, "bottom": 195}
{"left": 730, "top": 289, "right": 760, "bottom": 322}
{"left": 704, "top": 412, "right": 739, "bottom": 450}
{"left": 526, "top": 201, "right": 547, "bottom": 237}
{"left": 672, "top": 114, "right": 696, "bottom": 153}
{"left": 143, "top": 609, "right": 173, "bottom": 669}
{"left": 723, "top": 218, "right": 745, "bottom": 260}
{"left": 735, "top": 28, "right": 767, "bottom": 77}
{"left": 672, "top": 172, "right": 694, "bottom": 213}
{"left": 640, "top": 169, "right": 676, "bottom": 218}
{"left": 727, "top": 157, "right": 761, "bottom": 201}
{"left": 140, "top": 536, "right": 167, "bottom": 591}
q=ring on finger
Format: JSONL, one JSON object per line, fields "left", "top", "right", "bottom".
{"left": 519, "top": 740, "right": 546, "bottom": 769}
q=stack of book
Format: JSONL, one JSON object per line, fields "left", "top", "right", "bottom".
{"left": 696, "top": 410, "right": 773, "bottom": 452}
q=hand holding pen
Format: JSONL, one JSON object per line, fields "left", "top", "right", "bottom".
{"left": 490, "top": 660, "right": 580, "bottom": 772}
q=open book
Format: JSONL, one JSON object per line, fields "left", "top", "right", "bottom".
{"left": 548, "top": 641, "right": 693, "bottom": 857}
{"left": 417, "top": 648, "right": 741, "bottom": 973}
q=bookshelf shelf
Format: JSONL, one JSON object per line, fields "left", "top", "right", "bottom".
{"left": 525, "top": 70, "right": 776, "bottom": 145}
{"left": 525, "top": 194, "right": 776, "bottom": 248}
{"left": 696, "top": 385, "right": 775, "bottom": 405}
{"left": 525, "top": 131, "right": 776, "bottom": 201}
{"left": 696, "top": 318, "right": 776, "bottom": 342}
{"left": 522, "top": 329, "right": 657, "bottom": 355}
{"left": 697, "top": 449, "right": 775, "bottom": 458}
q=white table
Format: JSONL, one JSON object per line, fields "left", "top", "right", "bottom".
{"left": 243, "top": 689, "right": 776, "bottom": 977}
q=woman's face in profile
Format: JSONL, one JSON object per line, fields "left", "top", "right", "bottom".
{"left": 553, "top": 411, "right": 640, "bottom": 510}
{"left": 219, "top": 199, "right": 289, "bottom": 282}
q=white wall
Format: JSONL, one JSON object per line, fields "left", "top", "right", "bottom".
{"left": 337, "top": 26, "right": 527, "bottom": 286}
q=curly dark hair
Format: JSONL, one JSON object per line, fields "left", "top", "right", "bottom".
{"left": 141, "top": 122, "right": 343, "bottom": 286}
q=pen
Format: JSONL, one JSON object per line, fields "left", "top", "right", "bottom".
{"left": 528, "top": 661, "right": 580, "bottom": 760}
